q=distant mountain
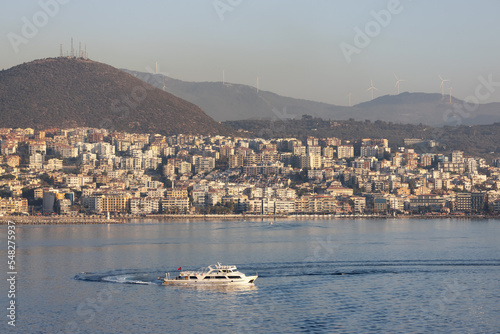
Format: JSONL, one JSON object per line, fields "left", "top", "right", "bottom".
{"left": 126, "top": 70, "right": 500, "bottom": 126}
{"left": 0, "top": 58, "right": 230, "bottom": 136}
{"left": 352, "top": 92, "right": 500, "bottom": 126}
{"left": 123, "top": 69, "right": 352, "bottom": 122}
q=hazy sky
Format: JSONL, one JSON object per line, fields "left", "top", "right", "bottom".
{"left": 2, "top": 0, "right": 500, "bottom": 106}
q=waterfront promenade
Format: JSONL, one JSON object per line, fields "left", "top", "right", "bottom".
{"left": 1, "top": 213, "right": 497, "bottom": 225}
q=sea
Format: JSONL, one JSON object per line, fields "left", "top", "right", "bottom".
{"left": 2, "top": 218, "right": 500, "bottom": 333}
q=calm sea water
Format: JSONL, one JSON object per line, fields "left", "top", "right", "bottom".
{"left": 2, "top": 218, "right": 500, "bottom": 333}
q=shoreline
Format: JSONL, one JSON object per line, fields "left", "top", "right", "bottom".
{"left": 1, "top": 213, "right": 498, "bottom": 225}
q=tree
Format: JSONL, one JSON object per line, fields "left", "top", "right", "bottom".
{"left": 159, "top": 176, "right": 172, "bottom": 188}
{"left": 21, "top": 187, "right": 34, "bottom": 199}
{"left": 70, "top": 205, "right": 82, "bottom": 212}
{"left": 39, "top": 173, "right": 54, "bottom": 185}
{"left": 352, "top": 186, "right": 366, "bottom": 194}
{"left": 216, "top": 156, "right": 229, "bottom": 170}
{"left": 224, "top": 201, "right": 236, "bottom": 214}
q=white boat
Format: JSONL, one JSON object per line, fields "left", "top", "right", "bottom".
{"left": 162, "top": 263, "right": 257, "bottom": 285}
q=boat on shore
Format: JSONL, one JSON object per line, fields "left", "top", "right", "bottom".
{"left": 162, "top": 263, "right": 257, "bottom": 285}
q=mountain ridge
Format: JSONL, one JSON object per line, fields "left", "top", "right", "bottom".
{"left": 0, "top": 58, "right": 230, "bottom": 136}
{"left": 125, "top": 69, "right": 500, "bottom": 126}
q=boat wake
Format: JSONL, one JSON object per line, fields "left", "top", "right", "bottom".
{"left": 244, "top": 259, "right": 500, "bottom": 278}
{"left": 74, "top": 269, "right": 164, "bottom": 285}
{"left": 74, "top": 259, "right": 500, "bottom": 285}
{"left": 102, "top": 274, "right": 159, "bottom": 285}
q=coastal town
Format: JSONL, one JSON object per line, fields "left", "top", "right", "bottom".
{"left": 1, "top": 126, "right": 500, "bottom": 220}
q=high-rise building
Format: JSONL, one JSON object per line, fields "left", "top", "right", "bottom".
{"left": 194, "top": 157, "right": 215, "bottom": 173}
{"left": 337, "top": 145, "right": 354, "bottom": 159}
{"left": 451, "top": 150, "right": 464, "bottom": 163}
{"left": 456, "top": 193, "right": 472, "bottom": 212}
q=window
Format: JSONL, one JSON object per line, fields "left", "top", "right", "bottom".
{"left": 228, "top": 276, "right": 241, "bottom": 279}
{"left": 216, "top": 276, "right": 226, "bottom": 279}
{"left": 189, "top": 276, "right": 198, "bottom": 280}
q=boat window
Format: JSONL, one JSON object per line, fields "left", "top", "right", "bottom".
{"left": 204, "top": 276, "right": 215, "bottom": 279}
{"left": 228, "top": 276, "right": 241, "bottom": 279}
{"left": 216, "top": 276, "right": 226, "bottom": 279}
{"left": 189, "top": 276, "right": 197, "bottom": 280}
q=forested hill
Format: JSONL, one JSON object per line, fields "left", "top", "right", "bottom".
{"left": 0, "top": 58, "right": 231, "bottom": 136}
{"left": 225, "top": 117, "right": 500, "bottom": 159}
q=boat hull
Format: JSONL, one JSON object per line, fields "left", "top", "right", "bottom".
{"left": 163, "top": 275, "right": 257, "bottom": 285}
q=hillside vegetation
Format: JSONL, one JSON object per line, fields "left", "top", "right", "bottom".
{"left": 225, "top": 117, "right": 500, "bottom": 159}
{"left": 0, "top": 58, "right": 230, "bottom": 136}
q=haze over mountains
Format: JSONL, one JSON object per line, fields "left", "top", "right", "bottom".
{"left": 0, "top": 58, "right": 497, "bottom": 137}
{"left": 0, "top": 58, "right": 229, "bottom": 136}
{"left": 126, "top": 70, "right": 500, "bottom": 126}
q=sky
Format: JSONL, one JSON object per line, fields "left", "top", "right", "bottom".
{"left": 1, "top": 0, "right": 500, "bottom": 106}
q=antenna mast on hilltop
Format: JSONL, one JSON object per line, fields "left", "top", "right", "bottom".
{"left": 60, "top": 44, "right": 63, "bottom": 57}
{"left": 70, "top": 37, "right": 74, "bottom": 57}
{"left": 79, "top": 41, "right": 82, "bottom": 58}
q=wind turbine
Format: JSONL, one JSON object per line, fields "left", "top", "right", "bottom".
{"left": 367, "top": 80, "right": 378, "bottom": 100}
{"left": 222, "top": 70, "right": 231, "bottom": 86}
{"left": 449, "top": 86, "right": 453, "bottom": 104}
{"left": 394, "top": 74, "right": 405, "bottom": 95}
{"left": 256, "top": 76, "right": 259, "bottom": 94}
{"left": 439, "top": 75, "right": 449, "bottom": 97}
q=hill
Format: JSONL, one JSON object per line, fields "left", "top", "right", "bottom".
{"left": 124, "top": 70, "right": 500, "bottom": 126}
{"left": 0, "top": 58, "right": 230, "bottom": 136}
{"left": 124, "top": 70, "right": 351, "bottom": 122}
{"left": 353, "top": 92, "right": 500, "bottom": 126}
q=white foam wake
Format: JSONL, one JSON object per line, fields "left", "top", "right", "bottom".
{"left": 102, "top": 274, "right": 157, "bottom": 285}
